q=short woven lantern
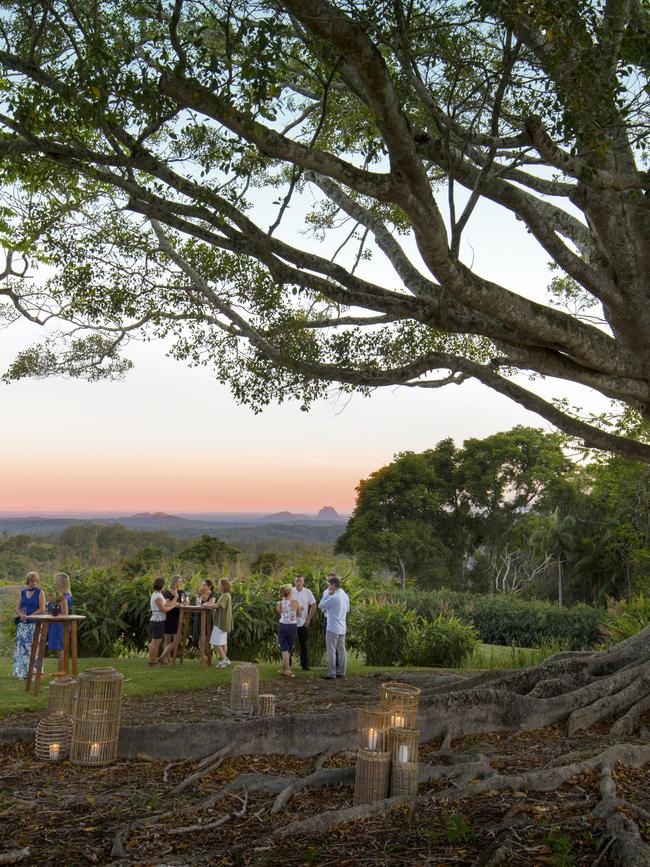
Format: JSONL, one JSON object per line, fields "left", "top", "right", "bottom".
{"left": 353, "top": 750, "right": 391, "bottom": 805}
{"left": 380, "top": 681, "right": 421, "bottom": 729}
{"left": 47, "top": 676, "right": 77, "bottom": 717}
{"left": 70, "top": 667, "right": 124, "bottom": 766}
{"left": 35, "top": 712, "right": 73, "bottom": 762}
{"left": 389, "top": 727, "right": 420, "bottom": 799}
{"left": 230, "top": 662, "right": 259, "bottom": 712}
{"left": 257, "top": 694, "right": 276, "bottom": 717}
{"left": 358, "top": 707, "right": 391, "bottom": 753}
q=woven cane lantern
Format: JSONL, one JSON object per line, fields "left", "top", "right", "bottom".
{"left": 230, "top": 662, "right": 259, "bottom": 712}
{"left": 70, "top": 667, "right": 123, "bottom": 766}
{"left": 257, "top": 694, "right": 276, "bottom": 717}
{"left": 380, "top": 681, "right": 421, "bottom": 729}
{"left": 47, "top": 676, "right": 77, "bottom": 717}
{"left": 358, "top": 707, "right": 390, "bottom": 753}
{"left": 354, "top": 749, "right": 391, "bottom": 805}
{"left": 35, "top": 713, "right": 73, "bottom": 762}
{"left": 389, "top": 727, "right": 420, "bottom": 799}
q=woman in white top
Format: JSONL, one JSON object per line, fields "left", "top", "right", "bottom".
{"left": 276, "top": 584, "right": 301, "bottom": 678}
{"left": 149, "top": 577, "right": 179, "bottom": 666}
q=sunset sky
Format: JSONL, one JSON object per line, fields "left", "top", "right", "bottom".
{"left": 0, "top": 193, "right": 606, "bottom": 516}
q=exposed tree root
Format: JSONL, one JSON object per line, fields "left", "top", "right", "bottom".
{"left": 471, "top": 830, "right": 515, "bottom": 867}
{"left": 434, "top": 743, "right": 650, "bottom": 803}
{"left": 314, "top": 743, "right": 337, "bottom": 770}
{"left": 610, "top": 694, "right": 650, "bottom": 737}
{"left": 110, "top": 782, "right": 232, "bottom": 858}
{"left": 567, "top": 668, "right": 650, "bottom": 735}
{"left": 171, "top": 739, "right": 250, "bottom": 795}
{"left": 592, "top": 761, "right": 650, "bottom": 866}
{"left": 269, "top": 794, "right": 412, "bottom": 841}
{"left": 0, "top": 850, "right": 30, "bottom": 866}
{"left": 270, "top": 766, "right": 355, "bottom": 813}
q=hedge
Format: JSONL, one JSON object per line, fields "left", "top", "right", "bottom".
{"left": 392, "top": 589, "right": 603, "bottom": 650}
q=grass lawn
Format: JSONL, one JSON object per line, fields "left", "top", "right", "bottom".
{"left": 0, "top": 654, "right": 405, "bottom": 719}
{"left": 0, "top": 642, "right": 543, "bottom": 721}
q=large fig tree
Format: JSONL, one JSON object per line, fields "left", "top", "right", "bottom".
{"left": 0, "top": 0, "right": 649, "bottom": 459}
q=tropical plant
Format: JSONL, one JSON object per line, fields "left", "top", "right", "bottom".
{"left": 349, "top": 599, "right": 419, "bottom": 666}
{"left": 602, "top": 594, "right": 650, "bottom": 645}
{"left": 406, "top": 615, "right": 478, "bottom": 668}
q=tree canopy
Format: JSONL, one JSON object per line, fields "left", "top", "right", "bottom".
{"left": 336, "top": 426, "right": 570, "bottom": 589}
{"left": 0, "top": 0, "right": 649, "bottom": 459}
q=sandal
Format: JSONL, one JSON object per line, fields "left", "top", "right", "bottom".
{"left": 282, "top": 670, "right": 295, "bottom": 678}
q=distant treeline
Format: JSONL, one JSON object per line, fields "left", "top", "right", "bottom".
{"left": 0, "top": 521, "right": 348, "bottom": 584}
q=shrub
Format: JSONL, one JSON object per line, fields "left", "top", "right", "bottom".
{"left": 390, "top": 589, "right": 603, "bottom": 650}
{"left": 406, "top": 615, "right": 478, "bottom": 668}
{"left": 349, "top": 599, "right": 419, "bottom": 666}
{"left": 602, "top": 594, "right": 650, "bottom": 644}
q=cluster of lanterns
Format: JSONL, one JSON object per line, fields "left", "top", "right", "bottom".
{"left": 36, "top": 668, "right": 123, "bottom": 766}
{"left": 355, "top": 681, "right": 421, "bottom": 804}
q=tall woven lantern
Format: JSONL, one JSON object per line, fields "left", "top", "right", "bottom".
{"left": 47, "top": 676, "right": 77, "bottom": 717}
{"left": 358, "top": 707, "right": 390, "bottom": 753}
{"left": 257, "top": 694, "right": 276, "bottom": 717}
{"left": 354, "top": 750, "right": 391, "bottom": 805}
{"left": 230, "top": 662, "right": 259, "bottom": 712}
{"left": 389, "top": 728, "right": 420, "bottom": 799}
{"left": 70, "top": 667, "right": 124, "bottom": 766}
{"left": 35, "top": 713, "right": 73, "bottom": 762}
{"left": 380, "top": 681, "right": 421, "bottom": 729}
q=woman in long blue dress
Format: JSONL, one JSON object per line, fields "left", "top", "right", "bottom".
{"left": 12, "top": 571, "right": 46, "bottom": 678}
{"left": 47, "top": 572, "right": 72, "bottom": 670}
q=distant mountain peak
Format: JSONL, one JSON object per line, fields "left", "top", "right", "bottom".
{"left": 262, "top": 510, "right": 309, "bottom": 522}
{"left": 317, "top": 506, "right": 339, "bottom": 520}
{"left": 130, "top": 511, "right": 181, "bottom": 521}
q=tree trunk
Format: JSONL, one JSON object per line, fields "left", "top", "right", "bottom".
{"left": 558, "top": 557, "right": 563, "bottom": 607}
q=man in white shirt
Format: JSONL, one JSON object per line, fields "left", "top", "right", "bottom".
{"left": 318, "top": 575, "right": 349, "bottom": 679}
{"left": 290, "top": 574, "right": 317, "bottom": 670}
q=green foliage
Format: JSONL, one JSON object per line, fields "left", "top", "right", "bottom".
{"left": 349, "top": 599, "right": 419, "bottom": 666}
{"left": 250, "top": 551, "right": 284, "bottom": 577}
{"left": 394, "top": 589, "right": 603, "bottom": 650}
{"left": 338, "top": 428, "right": 570, "bottom": 590}
{"left": 445, "top": 814, "right": 472, "bottom": 844}
{"left": 469, "top": 596, "right": 602, "bottom": 651}
{"left": 72, "top": 571, "right": 152, "bottom": 656}
{"left": 230, "top": 582, "right": 278, "bottom": 661}
{"left": 178, "top": 535, "right": 239, "bottom": 568}
{"left": 543, "top": 829, "right": 573, "bottom": 867}
{"left": 602, "top": 594, "right": 650, "bottom": 644}
{"left": 406, "top": 615, "right": 478, "bottom": 668}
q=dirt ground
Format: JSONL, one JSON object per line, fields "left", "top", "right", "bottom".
{"left": 1, "top": 673, "right": 379, "bottom": 729}
{"left": 1, "top": 675, "right": 648, "bottom": 866}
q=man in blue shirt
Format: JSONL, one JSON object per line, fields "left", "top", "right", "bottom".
{"left": 319, "top": 575, "right": 349, "bottom": 679}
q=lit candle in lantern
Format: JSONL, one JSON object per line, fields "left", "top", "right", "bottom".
{"left": 391, "top": 713, "right": 405, "bottom": 728}
{"left": 397, "top": 744, "right": 410, "bottom": 763}
{"left": 242, "top": 682, "right": 250, "bottom": 702}
{"left": 90, "top": 742, "right": 100, "bottom": 759}
{"left": 49, "top": 742, "right": 61, "bottom": 761}
{"left": 366, "top": 727, "right": 378, "bottom": 751}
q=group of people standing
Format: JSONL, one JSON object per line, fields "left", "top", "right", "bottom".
{"left": 11, "top": 568, "right": 348, "bottom": 681}
{"left": 149, "top": 571, "right": 350, "bottom": 678}
{"left": 276, "top": 572, "right": 349, "bottom": 679}
{"left": 148, "top": 576, "right": 233, "bottom": 667}
{"left": 12, "top": 571, "right": 73, "bottom": 678}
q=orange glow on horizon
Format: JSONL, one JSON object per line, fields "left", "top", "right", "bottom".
{"left": 0, "top": 453, "right": 358, "bottom": 513}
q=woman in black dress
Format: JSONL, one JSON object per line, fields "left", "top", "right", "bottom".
{"left": 163, "top": 575, "right": 184, "bottom": 657}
